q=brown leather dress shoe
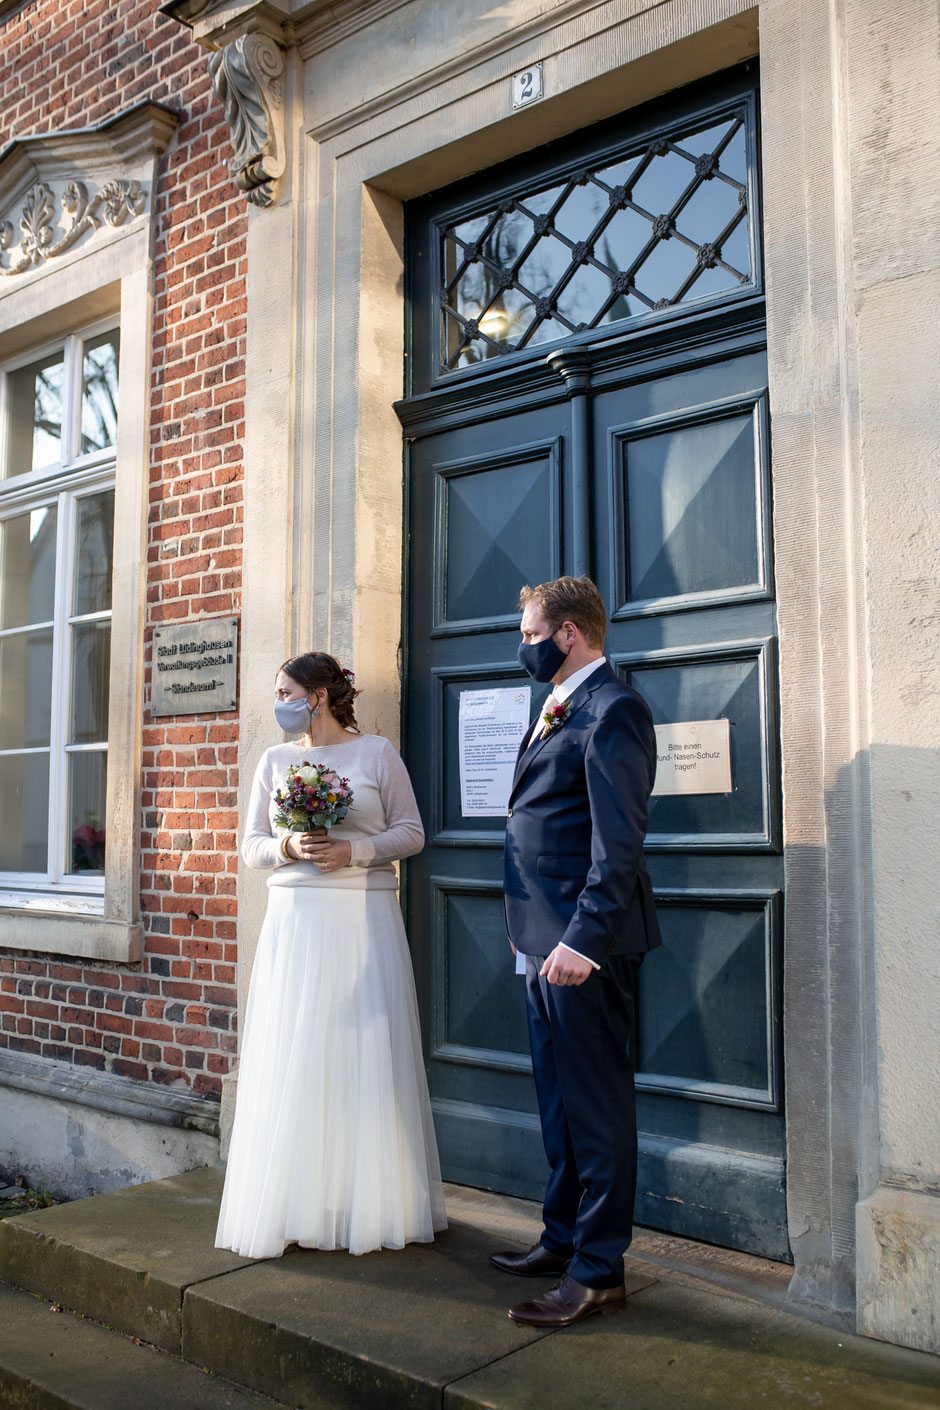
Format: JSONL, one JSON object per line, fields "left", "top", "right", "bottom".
{"left": 489, "top": 1243, "right": 571, "bottom": 1278}
{"left": 508, "top": 1273, "right": 626, "bottom": 1326}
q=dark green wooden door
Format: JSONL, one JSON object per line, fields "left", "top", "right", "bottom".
{"left": 400, "top": 67, "right": 788, "bottom": 1260}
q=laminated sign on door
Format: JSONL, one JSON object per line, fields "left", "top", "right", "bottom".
{"left": 652, "top": 719, "right": 732, "bottom": 795}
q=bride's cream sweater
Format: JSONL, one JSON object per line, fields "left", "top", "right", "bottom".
{"left": 241, "top": 735, "right": 424, "bottom": 890}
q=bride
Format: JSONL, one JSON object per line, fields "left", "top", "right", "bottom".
{"left": 215, "top": 651, "right": 447, "bottom": 1258}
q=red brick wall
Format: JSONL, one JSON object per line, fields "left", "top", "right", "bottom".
{"left": 0, "top": 0, "right": 246, "bottom": 1100}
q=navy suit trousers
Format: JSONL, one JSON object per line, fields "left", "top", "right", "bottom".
{"left": 525, "top": 950, "right": 644, "bottom": 1289}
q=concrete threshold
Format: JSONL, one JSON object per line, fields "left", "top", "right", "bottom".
{"left": 1, "top": 1166, "right": 938, "bottom": 1410}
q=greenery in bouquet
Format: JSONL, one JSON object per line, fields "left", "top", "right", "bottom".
{"left": 273, "top": 762, "right": 354, "bottom": 832}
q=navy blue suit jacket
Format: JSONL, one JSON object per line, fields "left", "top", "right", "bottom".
{"left": 503, "top": 661, "right": 661, "bottom": 968}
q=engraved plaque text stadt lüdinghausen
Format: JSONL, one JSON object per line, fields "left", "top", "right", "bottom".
{"left": 150, "top": 617, "right": 238, "bottom": 717}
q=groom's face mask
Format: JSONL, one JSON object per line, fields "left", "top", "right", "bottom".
{"left": 517, "top": 616, "right": 570, "bottom": 683}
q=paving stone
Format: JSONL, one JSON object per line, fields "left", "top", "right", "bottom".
{"left": 0, "top": 1278, "right": 284, "bottom": 1410}
{"left": 0, "top": 1165, "right": 252, "bottom": 1353}
{"left": 182, "top": 1216, "right": 655, "bottom": 1410}
{"left": 444, "top": 1277, "right": 940, "bottom": 1410}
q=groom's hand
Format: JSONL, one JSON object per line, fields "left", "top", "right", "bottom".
{"left": 540, "top": 946, "right": 593, "bottom": 986}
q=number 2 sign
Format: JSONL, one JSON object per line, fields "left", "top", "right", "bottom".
{"left": 512, "top": 62, "right": 544, "bottom": 109}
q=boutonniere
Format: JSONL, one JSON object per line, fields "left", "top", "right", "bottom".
{"left": 539, "top": 699, "right": 573, "bottom": 740}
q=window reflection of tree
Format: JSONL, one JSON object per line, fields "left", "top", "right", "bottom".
{"left": 75, "top": 492, "right": 115, "bottom": 616}
{"left": 32, "top": 367, "right": 63, "bottom": 446}
{"left": 81, "top": 341, "right": 119, "bottom": 455}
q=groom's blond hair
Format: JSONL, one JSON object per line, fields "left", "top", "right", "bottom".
{"left": 518, "top": 576, "right": 608, "bottom": 649}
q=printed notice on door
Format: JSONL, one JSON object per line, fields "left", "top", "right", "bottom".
{"left": 459, "top": 686, "right": 532, "bottom": 816}
{"left": 652, "top": 719, "right": 732, "bottom": 795}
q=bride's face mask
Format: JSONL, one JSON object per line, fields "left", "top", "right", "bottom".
{"left": 273, "top": 673, "right": 322, "bottom": 733}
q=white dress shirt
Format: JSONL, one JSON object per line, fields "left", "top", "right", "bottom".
{"left": 522, "top": 656, "right": 607, "bottom": 971}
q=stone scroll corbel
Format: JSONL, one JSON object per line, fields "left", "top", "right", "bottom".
{"left": 207, "top": 30, "right": 286, "bottom": 209}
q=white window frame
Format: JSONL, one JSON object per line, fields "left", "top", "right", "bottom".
{"left": 0, "top": 280, "right": 148, "bottom": 962}
{"left": 0, "top": 103, "right": 177, "bottom": 960}
{"left": 0, "top": 323, "right": 121, "bottom": 900}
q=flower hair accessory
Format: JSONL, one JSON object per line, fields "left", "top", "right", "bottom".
{"left": 341, "top": 667, "right": 355, "bottom": 683}
{"left": 539, "top": 698, "right": 573, "bottom": 740}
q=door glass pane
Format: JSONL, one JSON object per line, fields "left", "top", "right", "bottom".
{"left": 0, "top": 628, "right": 53, "bottom": 748}
{"left": 68, "top": 750, "right": 107, "bottom": 874}
{"left": 5, "top": 350, "right": 65, "bottom": 477}
{"left": 70, "top": 620, "right": 111, "bottom": 744}
{"left": 438, "top": 111, "right": 751, "bottom": 371}
{"left": 0, "top": 752, "right": 49, "bottom": 872}
{"left": 80, "top": 330, "right": 120, "bottom": 455}
{"left": 0, "top": 505, "right": 57, "bottom": 629}
{"left": 73, "top": 490, "right": 115, "bottom": 615}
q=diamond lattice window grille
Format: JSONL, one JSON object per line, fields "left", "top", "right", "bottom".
{"left": 439, "top": 113, "right": 752, "bottom": 372}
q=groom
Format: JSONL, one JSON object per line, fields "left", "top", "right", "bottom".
{"left": 492, "top": 575, "right": 661, "bottom": 1327}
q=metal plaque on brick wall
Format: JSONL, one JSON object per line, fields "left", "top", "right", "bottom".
{"left": 150, "top": 617, "right": 238, "bottom": 717}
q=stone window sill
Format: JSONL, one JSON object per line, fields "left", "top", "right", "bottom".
{"left": 0, "top": 908, "right": 142, "bottom": 962}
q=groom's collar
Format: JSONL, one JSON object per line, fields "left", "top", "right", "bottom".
{"left": 552, "top": 656, "right": 608, "bottom": 704}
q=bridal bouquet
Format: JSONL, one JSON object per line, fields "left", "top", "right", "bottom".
{"left": 273, "top": 763, "right": 354, "bottom": 832}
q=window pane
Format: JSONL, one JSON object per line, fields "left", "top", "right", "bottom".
{"left": 68, "top": 750, "right": 107, "bottom": 875}
{"left": 70, "top": 620, "right": 111, "bottom": 744}
{"left": 0, "top": 752, "right": 49, "bottom": 872}
{"left": 73, "top": 490, "right": 115, "bottom": 616}
{"left": 0, "top": 628, "right": 53, "bottom": 748}
{"left": 0, "top": 506, "right": 57, "bottom": 629}
{"left": 5, "top": 350, "right": 65, "bottom": 478}
{"left": 80, "top": 330, "right": 120, "bottom": 455}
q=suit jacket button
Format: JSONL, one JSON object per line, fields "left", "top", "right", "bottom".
{"left": 507, "top": 807, "right": 513, "bottom": 818}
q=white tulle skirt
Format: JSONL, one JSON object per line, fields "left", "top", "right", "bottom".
{"left": 215, "top": 885, "right": 447, "bottom": 1259}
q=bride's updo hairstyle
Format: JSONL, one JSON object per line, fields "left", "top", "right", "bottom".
{"left": 279, "top": 651, "right": 360, "bottom": 731}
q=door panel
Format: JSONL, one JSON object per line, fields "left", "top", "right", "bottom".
{"left": 610, "top": 396, "right": 770, "bottom": 611}
{"left": 637, "top": 892, "right": 780, "bottom": 1107}
{"left": 432, "top": 440, "right": 562, "bottom": 635}
{"left": 625, "top": 638, "right": 779, "bottom": 848}
{"left": 402, "top": 68, "right": 788, "bottom": 1259}
{"left": 406, "top": 406, "right": 565, "bottom": 1195}
{"left": 597, "top": 347, "right": 785, "bottom": 1256}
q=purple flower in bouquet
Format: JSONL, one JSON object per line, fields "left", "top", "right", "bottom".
{"left": 273, "top": 762, "right": 354, "bottom": 832}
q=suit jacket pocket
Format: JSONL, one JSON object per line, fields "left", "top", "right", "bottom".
{"left": 537, "top": 854, "right": 592, "bottom": 877}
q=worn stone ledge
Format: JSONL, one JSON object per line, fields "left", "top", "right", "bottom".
{"left": 0, "top": 1278, "right": 281, "bottom": 1410}
{"left": 0, "top": 1049, "right": 220, "bottom": 1136}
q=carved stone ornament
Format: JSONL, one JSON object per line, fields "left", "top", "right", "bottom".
{"left": 0, "top": 178, "right": 147, "bottom": 277}
{"left": 207, "top": 31, "right": 285, "bottom": 208}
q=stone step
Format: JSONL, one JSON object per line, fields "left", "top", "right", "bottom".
{"left": 0, "top": 1164, "right": 253, "bottom": 1354}
{"left": 2, "top": 1166, "right": 938, "bottom": 1410}
{"left": 0, "top": 1278, "right": 283, "bottom": 1410}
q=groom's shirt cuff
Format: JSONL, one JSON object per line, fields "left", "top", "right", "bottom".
{"left": 558, "top": 942, "right": 600, "bottom": 971}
